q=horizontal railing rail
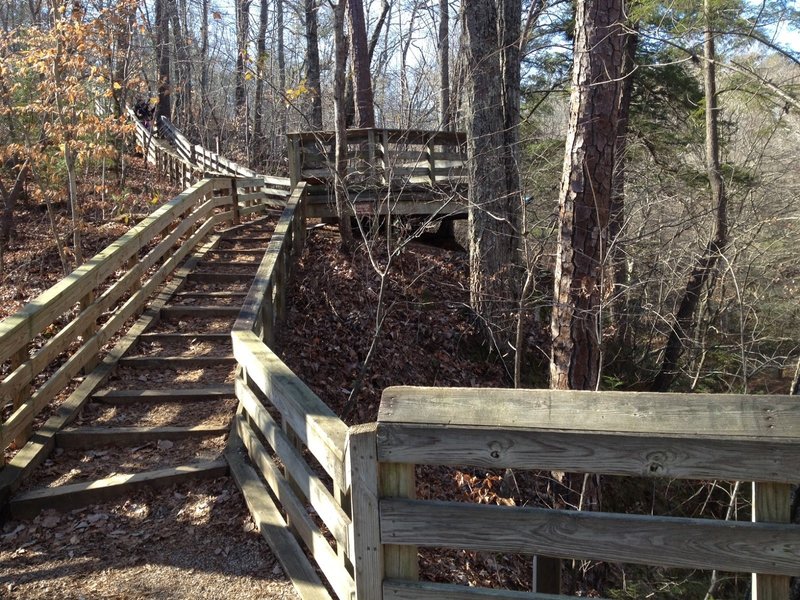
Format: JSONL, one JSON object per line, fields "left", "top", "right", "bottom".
{"left": 287, "top": 128, "right": 467, "bottom": 192}
{"left": 356, "top": 386, "right": 800, "bottom": 599}
{"left": 0, "top": 176, "right": 279, "bottom": 498}
{"left": 229, "top": 181, "right": 360, "bottom": 600}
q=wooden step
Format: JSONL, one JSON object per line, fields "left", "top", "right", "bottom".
{"left": 173, "top": 292, "right": 249, "bottom": 299}
{"left": 93, "top": 386, "right": 236, "bottom": 404}
{"left": 10, "top": 460, "right": 229, "bottom": 519}
{"left": 160, "top": 305, "right": 241, "bottom": 318}
{"left": 118, "top": 355, "right": 236, "bottom": 368}
{"left": 139, "top": 332, "right": 233, "bottom": 340}
{"left": 220, "top": 236, "right": 272, "bottom": 243}
{"left": 208, "top": 249, "right": 266, "bottom": 255}
{"left": 197, "top": 260, "right": 259, "bottom": 269}
{"left": 56, "top": 425, "right": 230, "bottom": 449}
{"left": 187, "top": 272, "right": 255, "bottom": 283}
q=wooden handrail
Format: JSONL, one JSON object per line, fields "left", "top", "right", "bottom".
{"left": 369, "top": 385, "right": 800, "bottom": 598}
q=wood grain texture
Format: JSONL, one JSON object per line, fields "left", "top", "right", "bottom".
{"left": 346, "top": 423, "right": 383, "bottom": 600}
{"left": 236, "top": 377, "right": 351, "bottom": 549}
{"left": 376, "top": 424, "right": 800, "bottom": 482}
{"left": 380, "top": 464, "right": 418, "bottom": 582}
{"left": 232, "top": 330, "right": 348, "bottom": 487}
{"left": 10, "top": 461, "right": 228, "bottom": 520}
{"left": 234, "top": 415, "right": 356, "bottom": 600}
{"left": 752, "top": 482, "right": 793, "bottom": 599}
{"left": 379, "top": 386, "right": 800, "bottom": 439}
{"left": 383, "top": 579, "right": 581, "bottom": 600}
{"left": 380, "top": 498, "right": 800, "bottom": 576}
{"left": 225, "top": 429, "right": 332, "bottom": 600}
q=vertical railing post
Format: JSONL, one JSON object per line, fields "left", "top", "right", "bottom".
{"left": 346, "top": 423, "right": 383, "bottom": 600}
{"left": 231, "top": 177, "right": 240, "bottom": 225}
{"left": 426, "top": 134, "right": 436, "bottom": 187}
{"left": 11, "top": 345, "right": 31, "bottom": 449}
{"left": 380, "top": 461, "right": 418, "bottom": 584}
{"left": 752, "top": 482, "right": 792, "bottom": 599}
{"left": 79, "top": 290, "right": 99, "bottom": 374}
{"left": 288, "top": 134, "right": 302, "bottom": 188}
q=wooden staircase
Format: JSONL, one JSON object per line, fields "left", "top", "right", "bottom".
{"left": 8, "top": 217, "right": 277, "bottom": 519}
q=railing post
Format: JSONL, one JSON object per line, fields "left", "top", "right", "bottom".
{"left": 380, "top": 461, "right": 418, "bottom": 584}
{"left": 426, "top": 134, "right": 436, "bottom": 187}
{"left": 231, "top": 177, "right": 240, "bottom": 225}
{"left": 79, "top": 290, "right": 99, "bottom": 374}
{"left": 288, "top": 135, "right": 302, "bottom": 188}
{"left": 752, "top": 482, "right": 792, "bottom": 599}
{"left": 11, "top": 345, "right": 31, "bottom": 449}
{"left": 347, "top": 423, "right": 383, "bottom": 600}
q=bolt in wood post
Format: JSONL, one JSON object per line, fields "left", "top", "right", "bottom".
{"left": 380, "top": 461, "right": 418, "bottom": 583}
{"left": 752, "top": 482, "right": 792, "bottom": 599}
{"left": 346, "top": 423, "right": 383, "bottom": 599}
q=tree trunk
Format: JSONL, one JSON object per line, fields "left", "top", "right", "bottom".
{"left": 253, "top": 0, "right": 268, "bottom": 163}
{"left": 463, "top": 0, "right": 522, "bottom": 354}
{"left": 199, "top": 0, "right": 210, "bottom": 143}
{"left": 652, "top": 1, "right": 728, "bottom": 392}
{"left": 438, "top": 0, "right": 451, "bottom": 131}
{"left": 609, "top": 25, "right": 638, "bottom": 339}
{"left": 235, "top": 0, "right": 251, "bottom": 113}
{"left": 347, "top": 0, "right": 375, "bottom": 127}
{"left": 304, "top": 0, "right": 323, "bottom": 129}
{"left": 276, "top": 0, "right": 286, "bottom": 137}
{"left": 333, "top": 0, "right": 354, "bottom": 249}
{"left": 169, "top": 0, "right": 191, "bottom": 127}
{"left": 155, "top": 0, "right": 171, "bottom": 121}
{"left": 550, "top": 0, "right": 625, "bottom": 391}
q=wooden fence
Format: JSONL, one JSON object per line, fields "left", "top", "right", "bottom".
{"left": 0, "top": 176, "right": 277, "bottom": 500}
{"left": 353, "top": 386, "right": 800, "bottom": 600}
{"left": 229, "top": 181, "right": 361, "bottom": 599}
{"left": 286, "top": 128, "right": 468, "bottom": 219}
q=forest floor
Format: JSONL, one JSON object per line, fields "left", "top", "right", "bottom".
{"left": 0, "top": 155, "right": 757, "bottom": 599}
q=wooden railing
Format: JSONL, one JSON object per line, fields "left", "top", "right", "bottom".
{"left": 0, "top": 176, "right": 278, "bottom": 499}
{"left": 157, "top": 117, "right": 293, "bottom": 205}
{"left": 357, "top": 386, "right": 800, "bottom": 599}
{"left": 287, "top": 128, "right": 467, "bottom": 190}
{"left": 229, "top": 182, "right": 365, "bottom": 600}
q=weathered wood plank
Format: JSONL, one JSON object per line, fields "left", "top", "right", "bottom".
{"left": 1, "top": 218, "right": 223, "bottom": 450}
{"left": 138, "top": 332, "right": 234, "bottom": 340}
{"left": 186, "top": 272, "right": 255, "bottom": 283}
{"left": 233, "top": 183, "right": 305, "bottom": 334}
{"left": 93, "top": 386, "right": 234, "bottom": 403}
{"left": 235, "top": 377, "right": 351, "bottom": 548}
{"left": 380, "top": 499, "right": 800, "bottom": 576}
{"left": 225, "top": 429, "right": 332, "bottom": 600}
{"left": 10, "top": 460, "right": 228, "bottom": 519}
{"left": 383, "top": 579, "right": 576, "bottom": 600}
{"left": 160, "top": 305, "right": 242, "bottom": 319}
{"left": 752, "top": 482, "right": 793, "bottom": 598}
{"left": 346, "top": 423, "right": 383, "bottom": 600}
{"left": 56, "top": 425, "right": 228, "bottom": 449}
{"left": 379, "top": 387, "right": 800, "bottom": 440}
{"left": 232, "top": 331, "right": 348, "bottom": 488}
{"left": 380, "top": 464, "right": 418, "bottom": 582}
{"left": 234, "top": 415, "right": 356, "bottom": 600}
{"left": 375, "top": 424, "right": 800, "bottom": 483}
{"left": 118, "top": 355, "right": 236, "bottom": 368}
{"left": 0, "top": 178, "right": 217, "bottom": 364}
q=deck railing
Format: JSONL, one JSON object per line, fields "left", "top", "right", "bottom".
{"left": 0, "top": 176, "right": 279, "bottom": 500}
{"left": 355, "top": 386, "right": 800, "bottom": 599}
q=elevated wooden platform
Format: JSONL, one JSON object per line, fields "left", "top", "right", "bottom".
{"left": 287, "top": 128, "right": 469, "bottom": 220}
